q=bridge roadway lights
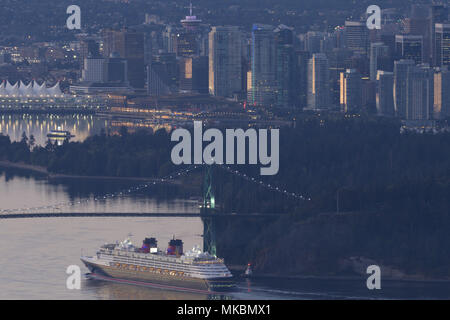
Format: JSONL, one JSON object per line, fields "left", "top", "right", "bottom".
{"left": 0, "top": 212, "right": 282, "bottom": 219}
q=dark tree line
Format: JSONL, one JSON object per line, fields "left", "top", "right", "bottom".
{"left": 0, "top": 128, "right": 175, "bottom": 178}
{"left": 213, "top": 114, "right": 450, "bottom": 278}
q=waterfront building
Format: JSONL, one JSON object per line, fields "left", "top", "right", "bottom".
{"left": 82, "top": 57, "right": 106, "bottom": 82}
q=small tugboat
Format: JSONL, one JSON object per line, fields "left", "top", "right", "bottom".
{"left": 244, "top": 263, "right": 253, "bottom": 278}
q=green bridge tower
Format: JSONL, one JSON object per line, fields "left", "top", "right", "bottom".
{"left": 201, "top": 165, "right": 217, "bottom": 257}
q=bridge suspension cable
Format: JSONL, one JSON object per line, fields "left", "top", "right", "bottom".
{"left": 0, "top": 165, "right": 202, "bottom": 214}
{"left": 218, "top": 165, "right": 311, "bottom": 201}
{"left": 0, "top": 163, "right": 310, "bottom": 215}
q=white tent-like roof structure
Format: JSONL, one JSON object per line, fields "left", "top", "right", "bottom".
{"left": 0, "top": 80, "right": 65, "bottom": 98}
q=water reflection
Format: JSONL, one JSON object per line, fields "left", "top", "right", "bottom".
{"left": 0, "top": 168, "right": 199, "bottom": 214}
{"left": 0, "top": 113, "right": 107, "bottom": 145}
{"left": 84, "top": 280, "right": 210, "bottom": 300}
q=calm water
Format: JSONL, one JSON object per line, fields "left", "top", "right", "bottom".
{"left": 0, "top": 113, "right": 107, "bottom": 145}
{"left": 1, "top": 168, "right": 450, "bottom": 300}
{"left": 1, "top": 114, "right": 450, "bottom": 300}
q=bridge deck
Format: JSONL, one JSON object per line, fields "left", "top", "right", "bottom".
{"left": 0, "top": 212, "right": 282, "bottom": 219}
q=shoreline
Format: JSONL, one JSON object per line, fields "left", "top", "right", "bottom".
{"left": 230, "top": 270, "right": 450, "bottom": 284}
{"left": 228, "top": 265, "right": 450, "bottom": 283}
{"left": 0, "top": 160, "right": 179, "bottom": 183}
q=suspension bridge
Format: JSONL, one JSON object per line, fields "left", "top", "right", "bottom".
{"left": 0, "top": 164, "right": 311, "bottom": 255}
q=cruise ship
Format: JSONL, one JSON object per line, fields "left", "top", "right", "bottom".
{"left": 81, "top": 236, "right": 234, "bottom": 293}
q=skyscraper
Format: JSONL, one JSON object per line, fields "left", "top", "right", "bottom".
{"left": 376, "top": 71, "right": 395, "bottom": 117}
{"left": 295, "top": 50, "right": 311, "bottom": 109}
{"left": 307, "top": 53, "right": 330, "bottom": 110}
{"left": 394, "top": 59, "right": 415, "bottom": 118}
{"left": 340, "top": 69, "right": 362, "bottom": 113}
{"left": 370, "top": 42, "right": 390, "bottom": 81}
{"left": 147, "top": 54, "right": 177, "bottom": 96}
{"left": 179, "top": 56, "right": 208, "bottom": 94}
{"left": 147, "top": 64, "right": 171, "bottom": 96}
{"left": 102, "top": 29, "right": 145, "bottom": 89}
{"left": 251, "top": 24, "right": 276, "bottom": 107}
{"left": 328, "top": 48, "right": 353, "bottom": 106}
{"left": 344, "top": 21, "right": 369, "bottom": 56}
{"left": 430, "top": 3, "right": 449, "bottom": 66}
{"left": 208, "top": 26, "right": 243, "bottom": 98}
{"left": 435, "top": 23, "right": 450, "bottom": 67}
{"left": 406, "top": 64, "right": 434, "bottom": 120}
{"left": 304, "top": 31, "right": 325, "bottom": 54}
{"left": 404, "top": 4, "right": 432, "bottom": 63}
{"left": 274, "top": 25, "right": 296, "bottom": 108}
{"left": 395, "top": 35, "right": 423, "bottom": 65}
{"left": 434, "top": 67, "right": 450, "bottom": 119}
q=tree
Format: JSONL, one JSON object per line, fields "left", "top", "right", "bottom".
{"left": 29, "top": 134, "right": 36, "bottom": 149}
{"left": 20, "top": 132, "right": 28, "bottom": 146}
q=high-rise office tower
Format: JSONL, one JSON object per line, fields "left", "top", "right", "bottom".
{"left": 434, "top": 67, "right": 450, "bottom": 118}
{"left": 274, "top": 25, "right": 296, "bottom": 108}
{"left": 370, "top": 42, "right": 390, "bottom": 81}
{"left": 147, "top": 64, "right": 171, "bottom": 96}
{"left": 361, "top": 78, "right": 377, "bottom": 112}
{"left": 430, "top": 3, "right": 449, "bottom": 66}
{"left": 307, "top": 53, "right": 330, "bottom": 110}
{"left": 295, "top": 50, "right": 311, "bottom": 108}
{"left": 406, "top": 64, "right": 434, "bottom": 120}
{"left": 404, "top": 4, "right": 432, "bottom": 63}
{"left": 147, "top": 53, "right": 178, "bottom": 96}
{"left": 376, "top": 71, "right": 395, "bottom": 116}
{"left": 179, "top": 56, "right": 208, "bottom": 93}
{"left": 394, "top": 59, "right": 415, "bottom": 118}
{"left": 328, "top": 48, "right": 353, "bottom": 106}
{"left": 344, "top": 21, "right": 369, "bottom": 56}
{"left": 163, "top": 26, "right": 178, "bottom": 54}
{"left": 395, "top": 35, "right": 423, "bottom": 65}
{"left": 435, "top": 23, "right": 450, "bottom": 67}
{"left": 304, "top": 31, "right": 325, "bottom": 54}
{"left": 340, "top": 69, "right": 362, "bottom": 113}
{"left": 102, "top": 29, "right": 145, "bottom": 88}
{"left": 208, "top": 26, "right": 242, "bottom": 98}
{"left": 251, "top": 24, "right": 276, "bottom": 107}
{"left": 152, "top": 53, "right": 179, "bottom": 92}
